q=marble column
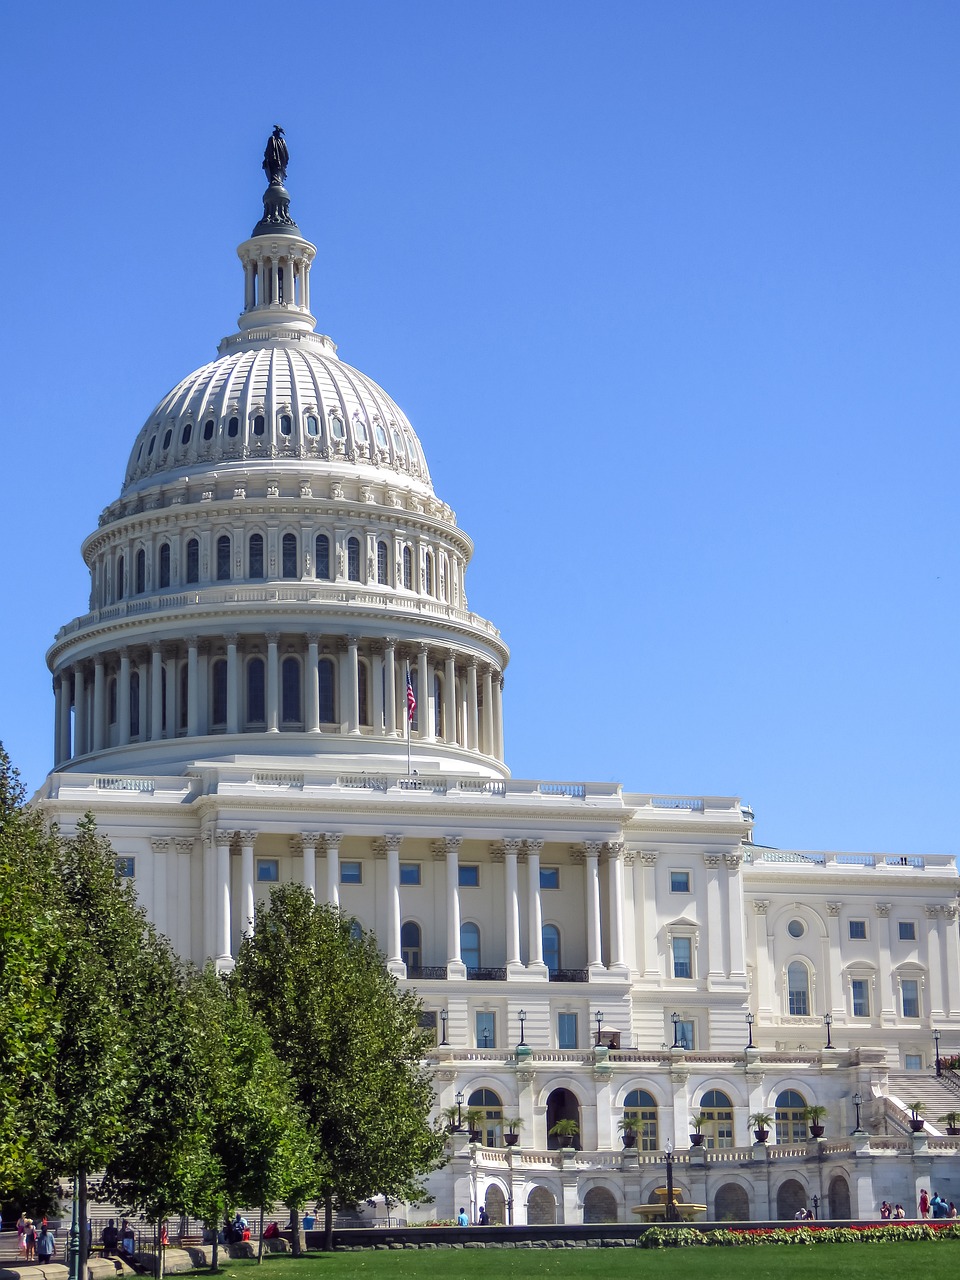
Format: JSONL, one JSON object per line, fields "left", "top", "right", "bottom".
{"left": 944, "top": 905, "right": 960, "bottom": 1016}
{"left": 481, "top": 668, "right": 493, "bottom": 755}
{"left": 525, "top": 839, "right": 547, "bottom": 976}
{"left": 186, "top": 636, "right": 199, "bottom": 737}
{"left": 174, "top": 838, "right": 194, "bottom": 961}
{"left": 384, "top": 638, "right": 398, "bottom": 736}
{"left": 92, "top": 658, "right": 106, "bottom": 752}
{"left": 466, "top": 661, "right": 479, "bottom": 751}
{"left": 266, "top": 633, "right": 280, "bottom": 732}
{"left": 54, "top": 674, "right": 68, "bottom": 765}
{"left": 876, "top": 903, "right": 896, "bottom": 1022}
{"left": 926, "top": 906, "right": 944, "bottom": 1019}
{"left": 163, "top": 645, "right": 178, "bottom": 737}
{"left": 605, "top": 841, "right": 627, "bottom": 971}
{"left": 494, "top": 839, "right": 524, "bottom": 976}
{"left": 723, "top": 852, "right": 747, "bottom": 979}
{"left": 370, "top": 641, "right": 384, "bottom": 734}
{"left": 639, "top": 852, "right": 659, "bottom": 976}
{"left": 704, "top": 854, "right": 724, "bottom": 980}
{"left": 493, "top": 674, "right": 504, "bottom": 761}
{"left": 306, "top": 635, "right": 321, "bottom": 732}
{"left": 239, "top": 829, "right": 257, "bottom": 938}
{"left": 150, "top": 836, "right": 170, "bottom": 938}
{"left": 73, "top": 665, "right": 87, "bottom": 756}
{"left": 417, "top": 644, "right": 431, "bottom": 740}
{"left": 324, "top": 832, "right": 343, "bottom": 908}
{"left": 214, "top": 829, "right": 234, "bottom": 971}
{"left": 436, "top": 836, "right": 465, "bottom": 978}
{"left": 376, "top": 834, "right": 405, "bottom": 976}
{"left": 117, "top": 648, "right": 131, "bottom": 746}
{"left": 225, "top": 635, "right": 239, "bottom": 734}
{"left": 825, "top": 902, "right": 844, "bottom": 1021}
{"left": 443, "top": 651, "right": 457, "bottom": 744}
{"left": 150, "top": 645, "right": 163, "bottom": 740}
{"left": 346, "top": 636, "right": 360, "bottom": 734}
{"left": 576, "top": 842, "right": 605, "bottom": 972}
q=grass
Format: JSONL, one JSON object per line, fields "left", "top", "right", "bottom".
{"left": 209, "top": 1239, "right": 960, "bottom": 1280}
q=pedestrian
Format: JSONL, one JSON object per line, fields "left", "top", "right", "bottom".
{"left": 457, "top": 1207, "right": 469, "bottom": 1227}
{"left": 17, "top": 1215, "right": 27, "bottom": 1257}
{"left": 478, "top": 1207, "right": 488, "bottom": 1225}
{"left": 36, "top": 1225, "right": 56, "bottom": 1264}
{"left": 919, "top": 1189, "right": 930, "bottom": 1219}
{"left": 893, "top": 1204, "right": 906, "bottom": 1219}
{"left": 102, "top": 1219, "right": 119, "bottom": 1256}
{"left": 24, "top": 1220, "right": 37, "bottom": 1262}
{"left": 120, "top": 1219, "right": 136, "bottom": 1256}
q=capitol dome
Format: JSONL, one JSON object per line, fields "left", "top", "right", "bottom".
{"left": 47, "top": 137, "right": 508, "bottom": 781}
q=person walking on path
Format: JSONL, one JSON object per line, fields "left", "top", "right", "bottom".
{"left": 919, "top": 1189, "right": 930, "bottom": 1219}
{"left": 36, "top": 1225, "right": 56, "bottom": 1264}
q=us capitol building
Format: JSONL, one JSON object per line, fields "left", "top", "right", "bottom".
{"left": 39, "top": 132, "right": 960, "bottom": 1226}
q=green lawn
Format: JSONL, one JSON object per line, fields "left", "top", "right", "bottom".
{"left": 210, "top": 1240, "right": 960, "bottom": 1280}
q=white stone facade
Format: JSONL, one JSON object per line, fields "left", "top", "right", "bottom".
{"left": 38, "top": 150, "right": 960, "bottom": 1225}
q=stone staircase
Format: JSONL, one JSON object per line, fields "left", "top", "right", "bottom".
{"left": 883, "top": 1071, "right": 960, "bottom": 1133}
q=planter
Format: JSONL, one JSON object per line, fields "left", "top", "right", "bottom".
{"left": 754, "top": 1129, "right": 769, "bottom": 1143}
{"left": 689, "top": 1133, "right": 705, "bottom": 1147}
{"left": 909, "top": 1119, "right": 925, "bottom": 1133}
{"left": 946, "top": 1127, "right": 960, "bottom": 1136}
{"left": 504, "top": 1133, "right": 520, "bottom": 1146}
{"left": 621, "top": 1134, "right": 637, "bottom": 1148}
{"left": 468, "top": 1130, "right": 483, "bottom": 1142}
{"left": 809, "top": 1124, "right": 825, "bottom": 1138}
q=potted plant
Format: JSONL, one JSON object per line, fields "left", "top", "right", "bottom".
{"left": 549, "top": 1117, "right": 580, "bottom": 1150}
{"left": 938, "top": 1111, "right": 960, "bottom": 1136}
{"left": 689, "top": 1113, "right": 706, "bottom": 1146}
{"left": 749, "top": 1111, "right": 773, "bottom": 1143}
{"left": 465, "top": 1108, "right": 486, "bottom": 1142}
{"left": 618, "top": 1116, "right": 640, "bottom": 1148}
{"left": 907, "top": 1102, "right": 926, "bottom": 1133}
{"left": 804, "top": 1104, "right": 828, "bottom": 1138}
{"left": 503, "top": 1117, "right": 523, "bottom": 1146}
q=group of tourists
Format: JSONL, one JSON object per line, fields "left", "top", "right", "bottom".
{"left": 16, "top": 1214, "right": 56, "bottom": 1263}
{"left": 916, "top": 1189, "right": 957, "bottom": 1219}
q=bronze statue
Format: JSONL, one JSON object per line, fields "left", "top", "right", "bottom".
{"left": 263, "top": 125, "right": 289, "bottom": 185}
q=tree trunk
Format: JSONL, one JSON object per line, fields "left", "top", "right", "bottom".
{"left": 288, "top": 1205, "right": 301, "bottom": 1258}
{"left": 256, "top": 1206, "right": 264, "bottom": 1264}
{"left": 323, "top": 1194, "right": 333, "bottom": 1254}
{"left": 78, "top": 1168, "right": 89, "bottom": 1277}
{"left": 155, "top": 1219, "right": 165, "bottom": 1280}
{"left": 210, "top": 1223, "right": 219, "bottom": 1273}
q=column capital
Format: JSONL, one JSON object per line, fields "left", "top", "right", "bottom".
{"left": 432, "top": 835, "right": 462, "bottom": 859}
{"left": 151, "top": 642, "right": 163, "bottom": 656}
{"left": 639, "top": 850, "right": 657, "bottom": 867}
{"left": 703, "top": 853, "right": 722, "bottom": 868}
{"left": 237, "top": 829, "right": 258, "bottom": 848}
{"left": 224, "top": 633, "right": 239, "bottom": 646}
{"left": 723, "top": 852, "right": 742, "bottom": 870}
{"left": 524, "top": 838, "right": 544, "bottom": 855}
{"left": 573, "top": 841, "right": 603, "bottom": 862}
{"left": 185, "top": 634, "right": 200, "bottom": 649}
{"left": 291, "top": 832, "right": 322, "bottom": 855}
{"left": 174, "top": 837, "right": 195, "bottom": 855}
{"left": 875, "top": 902, "right": 892, "bottom": 918}
{"left": 384, "top": 636, "right": 399, "bottom": 648}
{"left": 417, "top": 640, "right": 429, "bottom": 655}
{"left": 265, "top": 631, "right": 280, "bottom": 645}
{"left": 490, "top": 838, "right": 524, "bottom": 862}
{"left": 323, "top": 831, "right": 344, "bottom": 852}
{"left": 215, "top": 829, "right": 235, "bottom": 848}
{"left": 826, "top": 901, "right": 842, "bottom": 917}
{"left": 150, "top": 836, "right": 173, "bottom": 853}
{"left": 604, "top": 840, "right": 624, "bottom": 862}
{"left": 373, "top": 834, "right": 404, "bottom": 857}
{"left": 753, "top": 899, "right": 770, "bottom": 915}
{"left": 944, "top": 905, "right": 957, "bottom": 923}
{"left": 306, "top": 632, "right": 321, "bottom": 646}
{"left": 925, "top": 904, "right": 943, "bottom": 919}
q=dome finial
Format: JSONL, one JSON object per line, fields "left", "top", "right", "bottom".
{"left": 252, "top": 125, "right": 300, "bottom": 237}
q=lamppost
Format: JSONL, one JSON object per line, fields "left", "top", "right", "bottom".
{"left": 746, "top": 1011, "right": 754, "bottom": 1049}
{"left": 67, "top": 1172, "right": 80, "bottom": 1280}
{"left": 518, "top": 1008, "right": 527, "bottom": 1046}
{"left": 481, "top": 1027, "right": 490, "bottom": 1049}
{"left": 824, "top": 1012, "right": 833, "bottom": 1050}
{"left": 671, "top": 1011, "right": 681, "bottom": 1048}
{"left": 595, "top": 1010, "right": 604, "bottom": 1046}
{"left": 934, "top": 1027, "right": 942, "bottom": 1077}
{"left": 852, "top": 1092, "right": 863, "bottom": 1134}
{"left": 811, "top": 1194, "right": 820, "bottom": 1220}
{"left": 663, "top": 1140, "right": 679, "bottom": 1222}
{"left": 455, "top": 1090, "right": 465, "bottom": 1131}
{"left": 439, "top": 1009, "right": 448, "bottom": 1045}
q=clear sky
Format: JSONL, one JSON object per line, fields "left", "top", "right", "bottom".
{"left": 2, "top": 2, "right": 958, "bottom": 855}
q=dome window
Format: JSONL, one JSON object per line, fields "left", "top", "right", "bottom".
{"left": 203, "top": 418, "right": 215, "bottom": 441}
{"left": 147, "top": 436, "right": 156, "bottom": 456}
{"left": 249, "top": 533, "right": 264, "bottom": 580}
{"left": 227, "top": 416, "right": 240, "bottom": 438}
{"left": 306, "top": 414, "right": 319, "bottom": 437}
{"left": 136, "top": 443, "right": 143, "bottom": 463}
{"left": 253, "top": 414, "right": 265, "bottom": 436}
{"left": 216, "top": 534, "right": 231, "bottom": 582}
{"left": 158, "top": 543, "right": 170, "bottom": 589}
{"left": 185, "top": 538, "right": 199, "bottom": 584}
{"left": 402, "top": 546, "right": 412, "bottom": 590}
{"left": 282, "top": 533, "right": 298, "bottom": 579}
{"left": 347, "top": 536, "right": 361, "bottom": 582}
{"left": 330, "top": 414, "right": 345, "bottom": 439}
{"left": 281, "top": 657, "right": 302, "bottom": 725}
{"left": 377, "top": 540, "right": 389, "bottom": 585}
{"left": 181, "top": 422, "right": 193, "bottom": 446}
{"left": 162, "top": 429, "right": 172, "bottom": 450}
{"left": 315, "top": 534, "right": 330, "bottom": 580}
{"left": 279, "top": 414, "right": 292, "bottom": 436}
{"left": 392, "top": 430, "right": 403, "bottom": 452}
{"left": 353, "top": 414, "right": 368, "bottom": 442}
{"left": 374, "top": 423, "right": 388, "bottom": 448}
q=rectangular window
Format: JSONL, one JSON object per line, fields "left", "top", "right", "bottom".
{"left": 115, "top": 856, "right": 135, "bottom": 879}
{"left": 899, "top": 921, "right": 916, "bottom": 941}
{"left": 418, "top": 1011, "right": 438, "bottom": 1045}
{"left": 901, "top": 979, "right": 920, "bottom": 1019}
{"left": 557, "top": 1012, "right": 578, "bottom": 1049}
{"left": 672, "top": 936, "right": 693, "bottom": 979}
{"left": 400, "top": 862, "right": 421, "bottom": 886}
{"left": 340, "top": 861, "right": 362, "bottom": 885}
{"left": 475, "top": 1010, "right": 496, "bottom": 1049}
{"left": 256, "top": 858, "right": 279, "bottom": 883}
{"left": 458, "top": 864, "right": 480, "bottom": 887}
{"left": 849, "top": 920, "right": 867, "bottom": 940}
{"left": 852, "top": 978, "right": 870, "bottom": 1018}
{"left": 905, "top": 1053, "right": 923, "bottom": 1071}
{"left": 676, "top": 1019, "right": 695, "bottom": 1050}
{"left": 671, "top": 871, "right": 691, "bottom": 893}
{"left": 540, "top": 866, "right": 560, "bottom": 890}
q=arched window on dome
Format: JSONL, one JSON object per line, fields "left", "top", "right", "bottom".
{"left": 211, "top": 659, "right": 228, "bottom": 729}
{"left": 282, "top": 533, "right": 298, "bottom": 579}
{"left": 279, "top": 413, "right": 292, "bottom": 437}
{"left": 330, "top": 413, "right": 345, "bottom": 440}
{"left": 249, "top": 533, "right": 264, "bottom": 580}
{"left": 281, "top": 657, "right": 301, "bottom": 726}
{"left": 353, "top": 414, "right": 368, "bottom": 444}
{"left": 315, "top": 534, "right": 330, "bottom": 580}
{"left": 542, "top": 924, "right": 561, "bottom": 975}
{"left": 347, "top": 537, "right": 361, "bottom": 582}
{"left": 158, "top": 543, "right": 170, "bottom": 589}
{"left": 253, "top": 413, "right": 265, "bottom": 437}
{"left": 186, "top": 539, "right": 199, "bottom": 585}
{"left": 180, "top": 422, "right": 192, "bottom": 446}
{"left": 305, "top": 414, "right": 320, "bottom": 437}
{"left": 401, "top": 921, "right": 422, "bottom": 973}
{"left": 377, "top": 541, "right": 389, "bottom": 586}
{"left": 776, "top": 1090, "right": 808, "bottom": 1145}
{"left": 433, "top": 673, "right": 443, "bottom": 738}
{"left": 318, "top": 658, "right": 336, "bottom": 725}
{"left": 202, "top": 418, "right": 215, "bottom": 441}
{"left": 461, "top": 922, "right": 481, "bottom": 973}
{"left": 116, "top": 554, "right": 125, "bottom": 601}
{"left": 358, "top": 660, "right": 370, "bottom": 728}
{"left": 135, "top": 549, "right": 145, "bottom": 595}
{"left": 227, "top": 416, "right": 240, "bottom": 438}
{"left": 162, "top": 429, "right": 172, "bottom": 451}
{"left": 402, "top": 546, "right": 412, "bottom": 590}
{"left": 216, "top": 535, "right": 231, "bottom": 582}
{"left": 374, "top": 421, "right": 388, "bottom": 449}
{"left": 246, "top": 657, "right": 265, "bottom": 727}
{"left": 623, "top": 1089, "right": 659, "bottom": 1151}
{"left": 424, "top": 551, "right": 433, "bottom": 597}
{"left": 787, "top": 961, "right": 810, "bottom": 1017}
{"left": 129, "top": 671, "right": 140, "bottom": 739}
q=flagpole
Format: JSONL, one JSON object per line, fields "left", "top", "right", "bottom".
{"left": 406, "top": 663, "right": 412, "bottom": 777}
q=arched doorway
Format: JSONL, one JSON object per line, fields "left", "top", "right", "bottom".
{"left": 484, "top": 1184, "right": 507, "bottom": 1225}
{"left": 467, "top": 1088, "right": 503, "bottom": 1146}
{"left": 829, "top": 1175, "right": 851, "bottom": 1219}
{"left": 623, "top": 1089, "right": 659, "bottom": 1150}
{"left": 776, "top": 1178, "right": 807, "bottom": 1219}
{"left": 715, "top": 1182, "right": 750, "bottom": 1221}
{"left": 583, "top": 1187, "right": 618, "bottom": 1223}
{"left": 545, "top": 1088, "right": 581, "bottom": 1149}
{"left": 527, "top": 1186, "right": 557, "bottom": 1225}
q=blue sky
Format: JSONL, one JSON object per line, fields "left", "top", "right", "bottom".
{"left": 2, "top": 2, "right": 959, "bottom": 854}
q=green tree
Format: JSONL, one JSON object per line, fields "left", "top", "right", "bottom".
{"left": 233, "top": 886, "right": 446, "bottom": 1251}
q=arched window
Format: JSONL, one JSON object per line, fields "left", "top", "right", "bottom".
{"left": 433, "top": 673, "right": 443, "bottom": 738}
{"left": 158, "top": 543, "right": 170, "bottom": 588}
{"left": 402, "top": 545, "right": 412, "bottom": 589}
{"left": 181, "top": 421, "right": 192, "bottom": 446}
{"left": 330, "top": 413, "right": 345, "bottom": 439}
{"left": 468, "top": 1088, "right": 503, "bottom": 1147}
{"left": 202, "top": 418, "right": 215, "bottom": 441}
{"left": 347, "top": 536, "right": 361, "bottom": 581}
{"left": 279, "top": 413, "right": 292, "bottom": 436}
{"left": 424, "top": 551, "right": 433, "bottom": 596}
{"left": 281, "top": 657, "right": 301, "bottom": 725}
{"left": 401, "top": 921, "right": 422, "bottom": 972}
{"left": 116, "top": 554, "right": 125, "bottom": 601}
{"left": 135, "top": 549, "right": 145, "bottom": 594}
{"left": 461, "top": 922, "right": 481, "bottom": 971}
{"left": 319, "top": 658, "right": 336, "bottom": 724}
{"left": 253, "top": 413, "right": 265, "bottom": 436}
{"left": 247, "top": 657, "right": 265, "bottom": 725}
{"left": 583, "top": 1188, "right": 618, "bottom": 1224}
{"left": 315, "top": 533, "right": 330, "bottom": 580}
{"left": 249, "top": 533, "right": 264, "bottom": 579}
{"left": 186, "top": 538, "right": 199, "bottom": 584}
{"left": 542, "top": 924, "right": 561, "bottom": 974}
{"left": 227, "top": 415, "right": 239, "bottom": 437}
{"left": 624, "top": 1089, "right": 658, "bottom": 1151}
{"left": 775, "top": 1090, "right": 807, "bottom": 1145}
{"left": 348, "top": 919, "right": 363, "bottom": 941}
{"left": 305, "top": 414, "right": 319, "bottom": 437}
{"left": 699, "top": 1089, "right": 734, "bottom": 1149}
{"left": 282, "top": 532, "right": 297, "bottom": 579}
{"left": 129, "top": 671, "right": 140, "bottom": 738}
{"left": 377, "top": 540, "right": 389, "bottom": 585}
{"left": 787, "top": 961, "right": 810, "bottom": 1016}
{"left": 358, "top": 661, "right": 369, "bottom": 727}
{"left": 211, "top": 658, "right": 228, "bottom": 728}
{"left": 216, "top": 534, "right": 231, "bottom": 581}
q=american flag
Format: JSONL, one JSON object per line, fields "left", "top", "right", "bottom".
{"left": 406, "top": 671, "right": 417, "bottom": 722}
